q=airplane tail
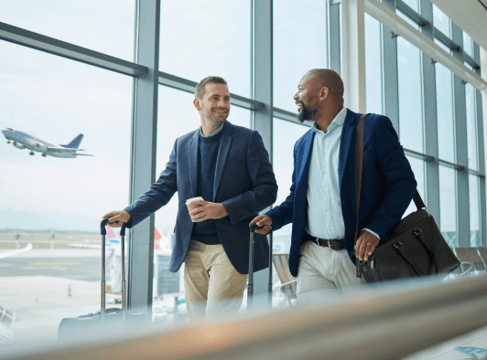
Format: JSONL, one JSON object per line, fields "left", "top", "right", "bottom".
{"left": 61, "top": 134, "right": 84, "bottom": 149}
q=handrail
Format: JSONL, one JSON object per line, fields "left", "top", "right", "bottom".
{"left": 3, "top": 274, "right": 487, "bottom": 360}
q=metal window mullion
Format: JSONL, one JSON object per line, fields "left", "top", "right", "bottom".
{"left": 473, "top": 42, "right": 486, "bottom": 245}
{"left": 128, "top": 0, "right": 160, "bottom": 312}
{"left": 328, "top": 0, "right": 341, "bottom": 74}
{"left": 396, "top": 0, "right": 429, "bottom": 27}
{"left": 419, "top": 0, "right": 440, "bottom": 226}
{"left": 434, "top": 29, "right": 460, "bottom": 53}
{"left": 0, "top": 21, "right": 148, "bottom": 77}
{"left": 451, "top": 23, "right": 469, "bottom": 247}
{"left": 157, "top": 71, "right": 264, "bottom": 110}
{"left": 341, "top": 0, "right": 366, "bottom": 112}
{"left": 381, "top": 0, "right": 399, "bottom": 132}
{"left": 251, "top": 0, "right": 272, "bottom": 296}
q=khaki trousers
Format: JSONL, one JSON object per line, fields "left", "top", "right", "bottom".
{"left": 183, "top": 240, "right": 248, "bottom": 320}
{"left": 296, "top": 241, "right": 366, "bottom": 304}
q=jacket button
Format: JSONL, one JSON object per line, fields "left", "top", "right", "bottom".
{"left": 187, "top": 231, "right": 191, "bottom": 235}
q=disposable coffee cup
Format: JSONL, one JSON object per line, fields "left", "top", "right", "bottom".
{"left": 186, "top": 196, "right": 204, "bottom": 212}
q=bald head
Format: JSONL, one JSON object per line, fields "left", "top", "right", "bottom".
{"left": 304, "top": 69, "right": 344, "bottom": 107}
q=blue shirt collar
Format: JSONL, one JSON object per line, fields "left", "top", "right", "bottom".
{"left": 200, "top": 121, "right": 225, "bottom": 137}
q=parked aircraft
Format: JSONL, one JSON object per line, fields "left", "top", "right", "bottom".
{"left": 1, "top": 128, "right": 93, "bottom": 158}
{"left": 0, "top": 243, "right": 32, "bottom": 260}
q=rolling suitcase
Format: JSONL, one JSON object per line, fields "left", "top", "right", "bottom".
{"left": 247, "top": 223, "right": 272, "bottom": 309}
{"left": 58, "top": 219, "right": 148, "bottom": 341}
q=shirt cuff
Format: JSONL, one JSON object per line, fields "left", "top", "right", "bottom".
{"left": 363, "top": 228, "right": 380, "bottom": 240}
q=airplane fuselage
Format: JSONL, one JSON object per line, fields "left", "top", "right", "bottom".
{"left": 2, "top": 128, "right": 92, "bottom": 158}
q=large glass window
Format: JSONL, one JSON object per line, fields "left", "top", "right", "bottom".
{"left": 469, "top": 175, "right": 481, "bottom": 246}
{"left": 465, "top": 83, "right": 478, "bottom": 170}
{"left": 0, "top": 0, "right": 135, "bottom": 61}
{"left": 432, "top": 4, "right": 450, "bottom": 37}
{"left": 463, "top": 32, "right": 473, "bottom": 57}
{"left": 0, "top": 41, "right": 133, "bottom": 341}
{"left": 435, "top": 63, "right": 455, "bottom": 163}
{"left": 159, "top": 0, "right": 251, "bottom": 97}
{"left": 397, "top": 38, "right": 423, "bottom": 153}
{"left": 365, "top": 13, "right": 383, "bottom": 115}
{"left": 273, "top": 0, "right": 328, "bottom": 113}
{"left": 401, "top": 0, "right": 418, "bottom": 12}
{"left": 272, "top": 119, "right": 309, "bottom": 253}
{"left": 403, "top": 157, "right": 425, "bottom": 217}
{"left": 439, "top": 166, "right": 457, "bottom": 247}
{"left": 432, "top": 4, "right": 451, "bottom": 52}
{"left": 397, "top": 0, "right": 419, "bottom": 29}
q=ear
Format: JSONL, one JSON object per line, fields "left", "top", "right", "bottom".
{"left": 319, "top": 87, "right": 329, "bottom": 101}
{"left": 193, "top": 98, "right": 201, "bottom": 111}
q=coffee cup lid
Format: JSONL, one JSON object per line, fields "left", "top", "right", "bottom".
{"left": 186, "top": 196, "right": 203, "bottom": 205}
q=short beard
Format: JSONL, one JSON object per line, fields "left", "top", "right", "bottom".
{"left": 206, "top": 109, "right": 229, "bottom": 125}
{"left": 297, "top": 103, "right": 315, "bottom": 123}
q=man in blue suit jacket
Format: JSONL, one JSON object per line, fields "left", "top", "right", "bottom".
{"left": 252, "top": 69, "right": 416, "bottom": 302}
{"left": 104, "top": 76, "right": 277, "bottom": 318}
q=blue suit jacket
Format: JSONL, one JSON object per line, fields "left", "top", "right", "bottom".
{"left": 124, "top": 121, "right": 278, "bottom": 274}
{"left": 266, "top": 109, "right": 416, "bottom": 277}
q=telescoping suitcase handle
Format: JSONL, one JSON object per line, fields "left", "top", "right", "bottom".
{"left": 248, "top": 223, "right": 267, "bottom": 309}
{"left": 100, "top": 219, "right": 127, "bottom": 319}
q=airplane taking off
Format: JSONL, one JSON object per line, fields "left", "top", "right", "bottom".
{"left": 1, "top": 128, "right": 94, "bottom": 158}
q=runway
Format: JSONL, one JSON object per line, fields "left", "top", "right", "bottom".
{"left": 0, "top": 249, "right": 103, "bottom": 343}
{"left": 0, "top": 252, "right": 100, "bottom": 281}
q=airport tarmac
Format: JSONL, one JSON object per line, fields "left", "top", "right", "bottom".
{"left": 0, "top": 249, "right": 104, "bottom": 343}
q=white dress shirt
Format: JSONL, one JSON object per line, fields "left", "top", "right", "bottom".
{"left": 305, "top": 107, "right": 378, "bottom": 240}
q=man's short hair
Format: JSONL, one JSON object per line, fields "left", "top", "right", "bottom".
{"left": 195, "top": 76, "right": 228, "bottom": 99}
{"left": 306, "top": 69, "right": 344, "bottom": 107}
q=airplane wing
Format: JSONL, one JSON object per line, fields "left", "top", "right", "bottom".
{"left": 46, "top": 146, "right": 94, "bottom": 156}
{"left": 46, "top": 146, "right": 90, "bottom": 152}
{"left": 46, "top": 146, "right": 79, "bottom": 151}
{"left": 0, "top": 243, "right": 32, "bottom": 259}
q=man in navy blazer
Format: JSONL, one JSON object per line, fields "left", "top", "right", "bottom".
{"left": 252, "top": 69, "right": 416, "bottom": 302}
{"left": 104, "top": 76, "right": 277, "bottom": 318}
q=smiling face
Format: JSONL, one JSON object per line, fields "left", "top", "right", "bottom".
{"left": 194, "top": 83, "right": 231, "bottom": 127}
{"left": 294, "top": 74, "right": 320, "bottom": 123}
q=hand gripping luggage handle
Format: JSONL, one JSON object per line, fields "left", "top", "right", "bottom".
{"left": 100, "top": 219, "right": 127, "bottom": 319}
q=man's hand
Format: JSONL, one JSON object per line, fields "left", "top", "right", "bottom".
{"left": 354, "top": 230, "right": 380, "bottom": 261}
{"left": 102, "top": 210, "right": 131, "bottom": 228}
{"left": 250, "top": 215, "right": 272, "bottom": 235}
{"left": 189, "top": 200, "right": 228, "bottom": 222}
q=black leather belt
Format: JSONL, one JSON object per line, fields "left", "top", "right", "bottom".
{"left": 304, "top": 233, "right": 344, "bottom": 250}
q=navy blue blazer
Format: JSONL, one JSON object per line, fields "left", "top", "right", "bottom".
{"left": 266, "top": 109, "right": 416, "bottom": 277}
{"left": 124, "top": 121, "right": 278, "bottom": 274}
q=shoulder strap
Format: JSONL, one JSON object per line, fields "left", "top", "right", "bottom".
{"left": 354, "top": 114, "right": 366, "bottom": 244}
{"left": 354, "top": 115, "right": 426, "bottom": 245}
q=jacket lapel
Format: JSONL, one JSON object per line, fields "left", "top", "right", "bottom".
{"left": 188, "top": 129, "right": 200, "bottom": 198}
{"left": 213, "top": 121, "right": 234, "bottom": 200}
{"left": 296, "top": 130, "right": 315, "bottom": 186}
{"left": 338, "top": 109, "right": 357, "bottom": 189}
